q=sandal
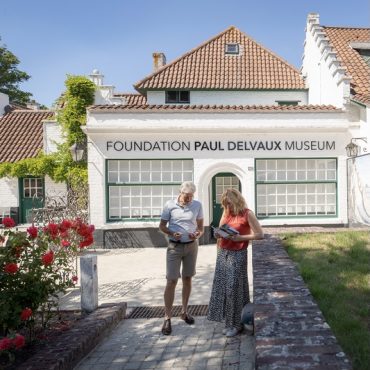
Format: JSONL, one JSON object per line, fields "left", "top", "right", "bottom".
{"left": 161, "top": 318, "right": 172, "bottom": 335}
{"left": 180, "top": 312, "right": 195, "bottom": 325}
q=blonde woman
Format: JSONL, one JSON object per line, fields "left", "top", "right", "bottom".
{"left": 207, "top": 188, "right": 263, "bottom": 337}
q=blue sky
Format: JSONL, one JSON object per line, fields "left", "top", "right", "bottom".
{"left": 1, "top": 0, "right": 369, "bottom": 107}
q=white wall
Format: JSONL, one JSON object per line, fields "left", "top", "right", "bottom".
{"left": 147, "top": 90, "right": 308, "bottom": 106}
{"left": 348, "top": 154, "right": 370, "bottom": 225}
{"left": 87, "top": 139, "right": 107, "bottom": 227}
{"left": 86, "top": 126, "right": 351, "bottom": 229}
{"left": 43, "top": 121, "right": 63, "bottom": 154}
{"left": 302, "top": 14, "right": 351, "bottom": 108}
{"left": 44, "top": 176, "right": 67, "bottom": 198}
{"left": 0, "top": 177, "right": 19, "bottom": 207}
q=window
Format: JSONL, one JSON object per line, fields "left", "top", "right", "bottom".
{"left": 225, "top": 43, "right": 239, "bottom": 55}
{"left": 23, "top": 178, "right": 43, "bottom": 198}
{"left": 255, "top": 158, "right": 337, "bottom": 218}
{"left": 107, "top": 159, "right": 193, "bottom": 220}
{"left": 276, "top": 101, "right": 299, "bottom": 106}
{"left": 165, "top": 91, "right": 190, "bottom": 104}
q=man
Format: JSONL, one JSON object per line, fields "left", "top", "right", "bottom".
{"left": 159, "top": 181, "right": 204, "bottom": 335}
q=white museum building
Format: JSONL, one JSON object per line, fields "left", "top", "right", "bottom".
{"left": 83, "top": 14, "right": 370, "bottom": 247}
{"left": 0, "top": 13, "right": 369, "bottom": 247}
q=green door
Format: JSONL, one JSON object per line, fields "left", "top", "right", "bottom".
{"left": 211, "top": 173, "right": 241, "bottom": 227}
{"left": 19, "top": 177, "right": 44, "bottom": 223}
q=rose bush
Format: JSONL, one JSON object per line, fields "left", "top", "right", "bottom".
{"left": 0, "top": 216, "right": 94, "bottom": 360}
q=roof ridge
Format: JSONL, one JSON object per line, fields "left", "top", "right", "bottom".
{"left": 134, "top": 26, "right": 243, "bottom": 91}
{"left": 323, "top": 26, "right": 370, "bottom": 31}
{"left": 114, "top": 92, "right": 143, "bottom": 95}
{"left": 10, "top": 109, "right": 54, "bottom": 113}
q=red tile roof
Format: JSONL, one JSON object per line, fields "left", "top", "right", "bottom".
{"left": 113, "top": 93, "right": 147, "bottom": 105}
{"left": 0, "top": 110, "right": 55, "bottom": 162}
{"left": 89, "top": 104, "right": 341, "bottom": 113}
{"left": 323, "top": 27, "right": 370, "bottom": 105}
{"left": 135, "top": 26, "right": 306, "bottom": 92}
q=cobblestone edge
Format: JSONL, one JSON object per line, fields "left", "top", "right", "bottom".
{"left": 253, "top": 236, "right": 352, "bottom": 369}
{"left": 18, "top": 302, "right": 127, "bottom": 370}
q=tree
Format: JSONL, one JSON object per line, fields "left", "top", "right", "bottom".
{"left": 0, "top": 38, "right": 32, "bottom": 104}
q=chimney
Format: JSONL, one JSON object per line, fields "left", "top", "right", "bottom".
{"left": 307, "top": 13, "right": 320, "bottom": 25}
{"left": 153, "top": 52, "right": 166, "bottom": 72}
{"left": 89, "top": 69, "right": 104, "bottom": 86}
{"left": 0, "top": 92, "right": 10, "bottom": 116}
{"left": 26, "top": 99, "right": 40, "bottom": 110}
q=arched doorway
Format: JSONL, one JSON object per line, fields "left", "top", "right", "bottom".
{"left": 211, "top": 172, "right": 241, "bottom": 227}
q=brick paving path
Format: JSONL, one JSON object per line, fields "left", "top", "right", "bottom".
{"left": 75, "top": 318, "right": 255, "bottom": 370}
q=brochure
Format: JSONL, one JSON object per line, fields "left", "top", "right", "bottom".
{"left": 212, "top": 224, "right": 239, "bottom": 238}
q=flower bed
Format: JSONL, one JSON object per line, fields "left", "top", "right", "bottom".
{"left": 0, "top": 217, "right": 94, "bottom": 368}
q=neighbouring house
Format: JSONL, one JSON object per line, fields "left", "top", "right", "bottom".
{"left": 83, "top": 14, "right": 369, "bottom": 248}
{"left": 0, "top": 98, "right": 66, "bottom": 224}
{"left": 302, "top": 13, "right": 370, "bottom": 225}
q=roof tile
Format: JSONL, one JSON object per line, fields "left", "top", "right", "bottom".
{"left": 323, "top": 27, "right": 370, "bottom": 104}
{"left": 89, "top": 104, "right": 341, "bottom": 113}
{"left": 0, "top": 110, "right": 54, "bottom": 162}
{"left": 135, "top": 26, "right": 306, "bottom": 92}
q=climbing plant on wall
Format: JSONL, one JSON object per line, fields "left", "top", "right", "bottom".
{"left": 0, "top": 75, "right": 95, "bottom": 187}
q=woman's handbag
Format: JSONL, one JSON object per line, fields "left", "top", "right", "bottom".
{"left": 241, "top": 302, "right": 254, "bottom": 334}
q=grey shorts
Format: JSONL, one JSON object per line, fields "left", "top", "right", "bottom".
{"left": 166, "top": 240, "right": 198, "bottom": 280}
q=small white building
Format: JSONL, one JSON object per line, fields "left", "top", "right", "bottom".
{"left": 0, "top": 99, "right": 66, "bottom": 224}
{"left": 84, "top": 16, "right": 369, "bottom": 247}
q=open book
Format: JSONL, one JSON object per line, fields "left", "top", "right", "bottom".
{"left": 212, "top": 224, "right": 239, "bottom": 238}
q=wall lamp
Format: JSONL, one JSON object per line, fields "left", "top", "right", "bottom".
{"left": 345, "top": 137, "right": 367, "bottom": 158}
{"left": 70, "top": 142, "right": 84, "bottom": 162}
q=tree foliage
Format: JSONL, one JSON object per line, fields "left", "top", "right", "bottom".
{"left": 0, "top": 38, "right": 32, "bottom": 104}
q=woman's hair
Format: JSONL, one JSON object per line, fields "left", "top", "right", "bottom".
{"left": 180, "top": 181, "right": 196, "bottom": 194}
{"left": 221, "top": 188, "right": 247, "bottom": 215}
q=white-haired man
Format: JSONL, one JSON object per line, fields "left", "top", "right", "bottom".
{"left": 159, "top": 181, "right": 204, "bottom": 335}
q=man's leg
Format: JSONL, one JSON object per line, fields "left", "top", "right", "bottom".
{"left": 181, "top": 276, "right": 192, "bottom": 314}
{"left": 164, "top": 279, "right": 178, "bottom": 319}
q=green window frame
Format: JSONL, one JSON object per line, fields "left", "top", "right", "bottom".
{"left": 106, "top": 159, "right": 193, "bottom": 221}
{"left": 255, "top": 158, "right": 337, "bottom": 218}
{"left": 276, "top": 101, "right": 300, "bottom": 106}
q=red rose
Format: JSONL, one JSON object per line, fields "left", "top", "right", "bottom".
{"left": 0, "top": 337, "right": 12, "bottom": 350}
{"left": 27, "top": 225, "right": 38, "bottom": 239}
{"left": 77, "top": 224, "right": 91, "bottom": 237}
{"left": 41, "top": 250, "right": 54, "bottom": 266}
{"left": 61, "top": 240, "right": 70, "bottom": 247}
{"left": 13, "top": 334, "right": 25, "bottom": 349}
{"left": 89, "top": 224, "right": 95, "bottom": 233}
{"left": 71, "top": 218, "right": 82, "bottom": 230}
{"left": 2, "top": 217, "right": 15, "bottom": 228}
{"left": 4, "top": 263, "right": 18, "bottom": 274}
{"left": 72, "top": 275, "right": 78, "bottom": 283}
{"left": 44, "top": 223, "right": 59, "bottom": 239}
{"left": 79, "top": 235, "right": 94, "bottom": 248}
{"left": 59, "top": 219, "right": 72, "bottom": 232}
{"left": 20, "top": 308, "right": 32, "bottom": 321}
